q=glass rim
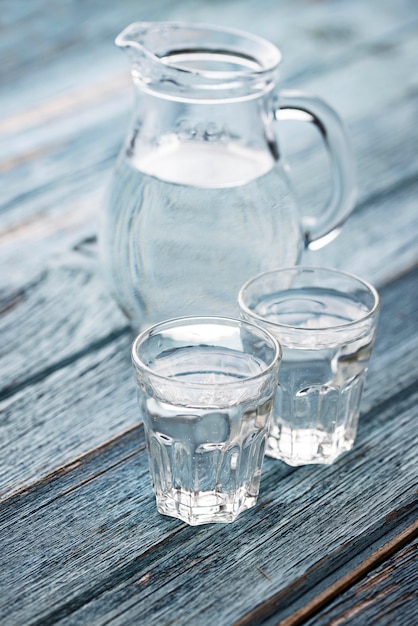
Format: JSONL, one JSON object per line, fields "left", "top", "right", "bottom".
{"left": 238, "top": 266, "right": 380, "bottom": 333}
{"left": 132, "top": 315, "right": 281, "bottom": 387}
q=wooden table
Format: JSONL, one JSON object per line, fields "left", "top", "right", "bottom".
{"left": 1, "top": 1, "right": 417, "bottom": 624}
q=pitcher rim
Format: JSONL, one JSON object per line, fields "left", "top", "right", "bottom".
{"left": 116, "top": 21, "right": 282, "bottom": 72}
{"left": 116, "top": 21, "right": 282, "bottom": 97}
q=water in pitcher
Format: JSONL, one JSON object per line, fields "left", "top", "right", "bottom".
{"left": 140, "top": 345, "right": 273, "bottom": 525}
{"left": 102, "top": 141, "right": 301, "bottom": 326}
{"left": 253, "top": 289, "right": 373, "bottom": 464}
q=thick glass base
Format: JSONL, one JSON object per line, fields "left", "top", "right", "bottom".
{"left": 266, "top": 426, "right": 355, "bottom": 466}
{"left": 155, "top": 487, "right": 257, "bottom": 525}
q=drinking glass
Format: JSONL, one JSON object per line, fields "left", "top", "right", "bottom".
{"left": 132, "top": 316, "right": 281, "bottom": 525}
{"left": 238, "top": 267, "right": 380, "bottom": 465}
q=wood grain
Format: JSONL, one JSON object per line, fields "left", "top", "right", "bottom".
{"left": 235, "top": 523, "right": 418, "bottom": 626}
{"left": 1, "top": 1, "right": 417, "bottom": 623}
{"left": 3, "top": 0, "right": 415, "bottom": 114}
{"left": 0, "top": 371, "right": 415, "bottom": 625}
{"left": 1, "top": 263, "right": 416, "bottom": 499}
{"left": 0, "top": 269, "right": 416, "bottom": 623}
{"left": 302, "top": 537, "right": 418, "bottom": 626}
{"left": 1, "top": 91, "right": 418, "bottom": 392}
{"left": 2, "top": 3, "right": 418, "bottom": 254}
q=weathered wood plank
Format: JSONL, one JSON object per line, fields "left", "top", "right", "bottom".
{"left": 1, "top": 6, "right": 418, "bottom": 243}
{"left": 0, "top": 264, "right": 416, "bottom": 508}
{"left": 0, "top": 356, "right": 415, "bottom": 625}
{"left": 0, "top": 258, "right": 418, "bottom": 495}
{"left": 303, "top": 171, "right": 418, "bottom": 285}
{"left": 303, "top": 537, "right": 418, "bottom": 626}
{"left": 64, "top": 398, "right": 417, "bottom": 626}
{"left": 1, "top": 20, "right": 417, "bottom": 304}
{"left": 0, "top": 331, "right": 135, "bottom": 498}
{"left": 1, "top": 2, "right": 417, "bottom": 624}
{"left": 0, "top": 260, "right": 128, "bottom": 397}
{"left": 2, "top": 0, "right": 415, "bottom": 117}
{"left": 236, "top": 521, "right": 418, "bottom": 626}
{"left": 2, "top": 156, "right": 417, "bottom": 403}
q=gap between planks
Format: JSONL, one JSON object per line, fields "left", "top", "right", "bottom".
{"left": 0, "top": 324, "right": 131, "bottom": 403}
{"left": 1, "top": 367, "right": 416, "bottom": 623}
{"left": 235, "top": 519, "right": 418, "bottom": 626}
{"left": 0, "top": 422, "right": 141, "bottom": 507}
{"left": 1, "top": 234, "right": 416, "bottom": 405}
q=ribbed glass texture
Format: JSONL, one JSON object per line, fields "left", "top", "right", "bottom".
{"left": 238, "top": 267, "right": 380, "bottom": 465}
{"left": 132, "top": 316, "right": 280, "bottom": 524}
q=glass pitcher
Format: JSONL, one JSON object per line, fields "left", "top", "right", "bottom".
{"left": 101, "top": 22, "right": 356, "bottom": 329}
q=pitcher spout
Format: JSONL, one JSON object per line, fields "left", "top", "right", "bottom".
{"left": 115, "top": 22, "right": 154, "bottom": 60}
{"left": 116, "top": 22, "right": 152, "bottom": 49}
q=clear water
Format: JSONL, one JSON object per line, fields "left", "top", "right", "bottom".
{"left": 253, "top": 289, "right": 374, "bottom": 465}
{"left": 139, "top": 346, "right": 275, "bottom": 525}
{"left": 255, "top": 288, "right": 369, "bottom": 331}
{"left": 102, "top": 142, "right": 301, "bottom": 328}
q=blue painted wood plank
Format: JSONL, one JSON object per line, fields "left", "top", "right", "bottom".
{"left": 0, "top": 264, "right": 416, "bottom": 510}
{"left": 0, "top": 355, "right": 415, "bottom": 624}
{"left": 0, "top": 1, "right": 417, "bottom": 623}
{"left": 1, "top": 20, "right": 417, "bottom": 303}
{"left": 303, "top": 538, "right": 418, "bottom": 626}
{"left": 0, "top": 0, "right": 416, "bottom": 503}
{"left": 2, "top": 0, "right": 415, "bottom": 104}
{"left": 1, "top": 157, "right": 417, "bottom": 405}
{"left": 66, "top": 401, "right": 417, "bottom": 625}
{"left": 2, "top": 17, "right": 418, "bottom": 232}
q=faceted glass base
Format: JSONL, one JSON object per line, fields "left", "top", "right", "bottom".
{"left": 266, "top": 426, "right": 355, "bottom": 466}
{"left": 155, "top": 487, "right": 257, "bottom": 525}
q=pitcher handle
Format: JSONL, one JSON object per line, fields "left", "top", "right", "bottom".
{"left": 276, "top": 90, "right": 356, "bottom": 250}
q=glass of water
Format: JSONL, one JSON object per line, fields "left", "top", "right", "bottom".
{"left": 132, "top": 316, "right": 281, "bottom": 525}
{"left": 238, "top": 267, "right": 380, "bottom": 466}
